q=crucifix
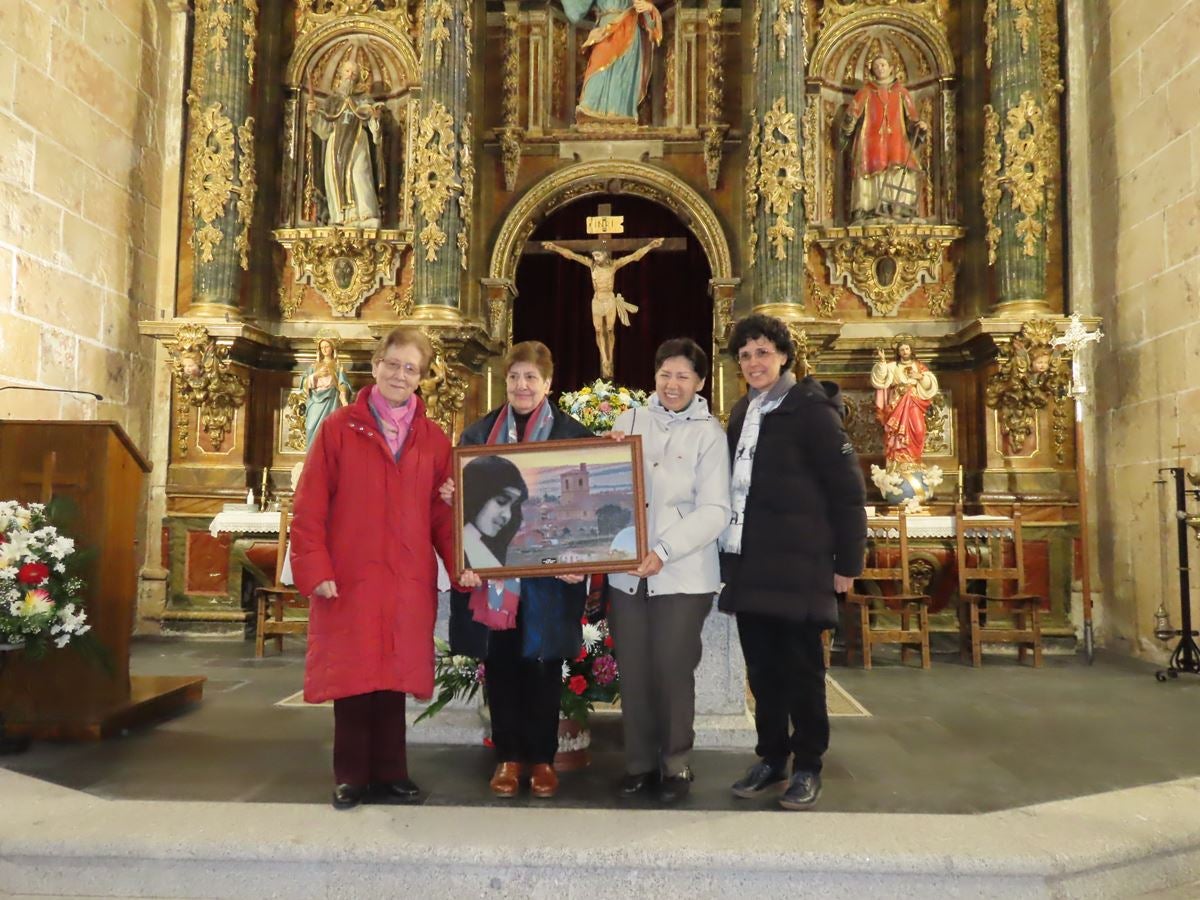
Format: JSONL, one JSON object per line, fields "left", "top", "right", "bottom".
{"left": 524, "top": 202, "right": 686, "bottom": 378}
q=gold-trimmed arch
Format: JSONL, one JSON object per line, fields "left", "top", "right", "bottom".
{"left": 488, "top": 161, "right": 734, "bottom": 286}
{"left": 286, "top": 18, "right": 421, "bottom": 89}
{"left": 810, "top": 8, "right": 955, "bottom": 83}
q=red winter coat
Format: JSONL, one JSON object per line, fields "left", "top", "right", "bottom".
{"left": 290, "top": 389, "right": 454, "bottom": 703}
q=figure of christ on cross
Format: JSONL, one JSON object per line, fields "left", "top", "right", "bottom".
{"left": 541, "top": 237, "right": 665, "bottom": 378}
{"left": 527, "top": 204, "right": 686, "bottom": 379}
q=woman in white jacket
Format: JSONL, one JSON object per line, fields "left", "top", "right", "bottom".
{"left": 608, "top": 338, "right": 732, "bottom": 803}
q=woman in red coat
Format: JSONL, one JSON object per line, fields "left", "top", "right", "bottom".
{"left": 290, "top": 326, "right": 477, "bottom": 809}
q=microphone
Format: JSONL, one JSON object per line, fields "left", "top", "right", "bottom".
{"left": 0, "top": 385, "right": 104, "bottom": 401}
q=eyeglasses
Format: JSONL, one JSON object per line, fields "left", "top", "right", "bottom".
{"left": 736, "top": 347, "right": 781, "bottom": 364}
{"left": 378, "top": 359, "right": 421, "bottom": 378}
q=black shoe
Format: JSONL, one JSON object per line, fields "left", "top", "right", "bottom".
{"left": 658, "top": 767, "right": 693, "bottom": 804}
{"left": 375, "top": 778, "right": 421, "bottom": 804}
{"left": 731, "top": 760, "right": 788, "bottom": 799}
{"left": 779, "top": 771, "right": 822, "bottom": 810}
{"left": 332, "top": 783, "right": 366, "bottom": 809}
{"left": 617, "top": 770, "right": 660, "bottom": 797}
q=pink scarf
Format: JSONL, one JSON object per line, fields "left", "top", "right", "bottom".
{"left": 368, "top": 385, "right": 416, "bottom": 457}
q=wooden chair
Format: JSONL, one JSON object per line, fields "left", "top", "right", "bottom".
{"left": 254, "top": 498, "right": 308, "bottom": 657}
{"left": 843, "top": 511, "right": 932, "bottom": 669}
{"left": 954, "top": 504, "right": 1043, "bottom": 667}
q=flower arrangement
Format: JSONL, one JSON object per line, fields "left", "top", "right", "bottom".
{"left": 419, "top": 619, "right": 620, "bottom": 727}
{"left": 559, "top": 617, "right": 619, "bottom": 724}
{"left": 0, "top": 501, "right": 91, "bottom": 658}
{"left": 558, "top": 379, "right": 648, "bottom": 434}
{"left": 414, "top": 637, "right": 486, "bottom": 724}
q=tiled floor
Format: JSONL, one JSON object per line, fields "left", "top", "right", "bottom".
{"left": 4, "top": 638, "right": 1200, "bottom": 814}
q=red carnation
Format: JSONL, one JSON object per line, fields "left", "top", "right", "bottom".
{"left": 604, "top": 635, "right": 614, "bottom": 648}
{"left": 17, "top": 562, "right": 50, "bottom": 586}
{"left": 568, "top": 675, "right": 588, "bottom": 695}
{"left": 574, "top": 646, "right": 587, "bottom": 663}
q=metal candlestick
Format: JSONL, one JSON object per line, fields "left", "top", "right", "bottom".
{"left": 1154, "top": 467, "right": 1200, "bottom": 682}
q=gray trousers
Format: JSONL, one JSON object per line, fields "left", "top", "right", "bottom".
{"left": 607, "top": 582, "right": 712, "bottom": 777}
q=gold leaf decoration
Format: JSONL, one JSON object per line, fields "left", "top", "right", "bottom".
{"left": 774, "top": 0, "right": 796, "bottom": 61}
{"left": 745, "top": 109, "right": 761, "bottom": 266}
{"left": 985, "top": 318, "right": 1072, "bottom": 460}
{"left": 235, "top": 116, "right": 255, "bottom": 271}
{"left": 825, "top": 232, "right": 952, "bottom": 316}
{"left": 758, "top": 97, "right": 804, "bottom": 260}
{"left": 1001, "top": 91, "right": 1048, "bottom": 258}
{"left": 458, "top": 114, "right": 474, "bottom": 272}
{"left": 244, "top": 0, "right": 258, "bottom": 85}
{"left": 984, "top": 0, "right": 997, "bottom": 68}
{"left": 412, "top": 101, "right": 461, "bottom": 263}
{"left": 428, "top": 0, "right": 451, "bottom": 67}
{"left": 186, "top": 100, "right": 236, "bottom": 263}
{"left": 167, "top": 323, "right": 248, "bottom": 455}
{"left": 289, "top": 229, "right": 401, "bottom": 317}
{"left": 982, "top": 104, "right": 1002, "bottom": 266}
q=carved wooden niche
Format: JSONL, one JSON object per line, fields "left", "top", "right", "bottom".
{"left": 805, "top": 1, "right": 964, "bottom": 318}
{"left": 274, "top": 4, "right": 421, "bottom": 318}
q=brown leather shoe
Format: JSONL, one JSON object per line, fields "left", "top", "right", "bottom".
{"left": 529, "top": 763, "right": 559, "bottom": 799}
{"left": 489, "top": 762, "right": 523, "bottom": 797}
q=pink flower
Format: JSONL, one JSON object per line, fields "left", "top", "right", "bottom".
{"left": 599, "top": 401, "right": 612, "bottom": 412}
{"left": 591, "top": 655, "right": 618, "bottom": 686}
{"left": 474, "top": 663, "right": 486, "bottom": 685}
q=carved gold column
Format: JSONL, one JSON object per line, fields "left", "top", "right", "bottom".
{"left": 412, "top": 0, "right": 473, "bottom": 317}
{"left": 183, "top": 0, "right": 258, "bottom": 318}
{"left": 747, "top": 0, "right": 806, "bottom": 318}
{"left": 982, "top": 0, "right": 1052, "bottom": 316}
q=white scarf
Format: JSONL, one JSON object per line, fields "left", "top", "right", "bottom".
{"left": 720, "top": 374, "right": 795, "bottom": 555}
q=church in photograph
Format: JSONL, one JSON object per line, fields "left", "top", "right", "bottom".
{"left": 2, "top": 0, "right": 1200, "bottom": 895}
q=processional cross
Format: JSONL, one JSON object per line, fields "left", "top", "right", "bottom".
{"left": 524, "top": 203, "right": 685, "bottom": 378}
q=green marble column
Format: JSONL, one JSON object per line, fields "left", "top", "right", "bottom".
{"left": 983, "top": 0, "right": 1050, "bottom": 315}
{"left": 746, "top": 0, "right": 806, "bottom": 319}
{"left": 184, "top": 0, "right": 258, "bottom": 319}
{"left": 412, "top": 0, "right": 473, "bottom": 317}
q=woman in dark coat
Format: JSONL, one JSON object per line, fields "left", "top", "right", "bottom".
{"left": 718, "top": 314, "right": 867, "bottom": 811}
{"left": 448, "top": 340, "right": 591, "bottom": 800}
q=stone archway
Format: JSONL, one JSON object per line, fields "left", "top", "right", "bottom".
{"left": 489, "top": 161, "right": 733, "bottom": 285}
{"left": 483, "top": 161, "right": 738, "bottom": 352}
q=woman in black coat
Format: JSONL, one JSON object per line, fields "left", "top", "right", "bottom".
{"left": 718, "top": 314, "right": 866, "bottom": 811}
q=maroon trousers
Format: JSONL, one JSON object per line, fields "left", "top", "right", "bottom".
{"left": 332, "top": 690, "right": 408, "bottom": 786}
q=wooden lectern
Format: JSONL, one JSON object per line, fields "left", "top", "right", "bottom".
{"left": 0, "top": 421, "right": 205, "bottom": 739}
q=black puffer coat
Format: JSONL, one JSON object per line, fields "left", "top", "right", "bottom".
{"left": 718, "top": 377, "right": 867, "bottom": 627}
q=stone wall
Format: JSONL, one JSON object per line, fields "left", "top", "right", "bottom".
{"left": 1081, "top": 0, "right": 1200, "bottom": 659}
{"left": 0, "top": 0, "right": 168, "bottom": 449}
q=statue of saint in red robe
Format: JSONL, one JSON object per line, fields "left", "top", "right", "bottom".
{"left": 840, "top": 56, "right": 928, "bottom": 221}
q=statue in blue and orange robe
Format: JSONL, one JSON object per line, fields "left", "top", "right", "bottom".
{"left": 562, "top": 0, "right": 662, "bottom": 125}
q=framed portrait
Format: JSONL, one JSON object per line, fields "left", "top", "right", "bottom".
{"left": 452, "top": 436, "right": 648, "bottom": 579}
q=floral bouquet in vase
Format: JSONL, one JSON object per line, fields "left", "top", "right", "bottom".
{"left": 560, "top": 616, "right": 620, "bottom": 725}
{"left": 0, "top": 500, "right": 91, "bottom": 657}
{"left": 558, "top": 379, "right": 648, "bottom": 434}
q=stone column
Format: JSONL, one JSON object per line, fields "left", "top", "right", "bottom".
{"left": 412, "top": 0, "right": 474, "bottom": 318}
{"left": 982, "top": 0, "right": 1051, "bottom": 316}
{"left": 746, "top": 0, "right": 806, "bottom": 318}
{"left": 183, "top": 0, "right": 258, "bottom": 319}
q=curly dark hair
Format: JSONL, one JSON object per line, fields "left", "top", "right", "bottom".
{"left": 728, "top": 314, "right": 796, "bottom": 370}
{"left": 654, "top": 337, "right": 710, "bottom": 381}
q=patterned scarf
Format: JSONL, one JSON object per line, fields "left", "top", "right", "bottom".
{"left": 720, "top": 373, "right": 795, "bottom": 555}
{"left": 468, "top": 398, "right": 556, "bottom": 629}
{"left": 368, "top": 385, "right": 415, "bottom": 458}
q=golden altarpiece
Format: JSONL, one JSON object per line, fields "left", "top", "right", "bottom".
{"left": 139, "top": 0, "right": 1096, "bottom": 641}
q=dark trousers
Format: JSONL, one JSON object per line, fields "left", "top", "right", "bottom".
{"left": 332, "top": 690, "right": 408, "bottom": 786}
{"left": 486, "top": 626, "right": 562, "bottom": 765}
{"left": 737, "top": 611, "right": 829, "bottom": 775}
{"left": 608, "top": 582, "right": 711, "bottom": 777}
